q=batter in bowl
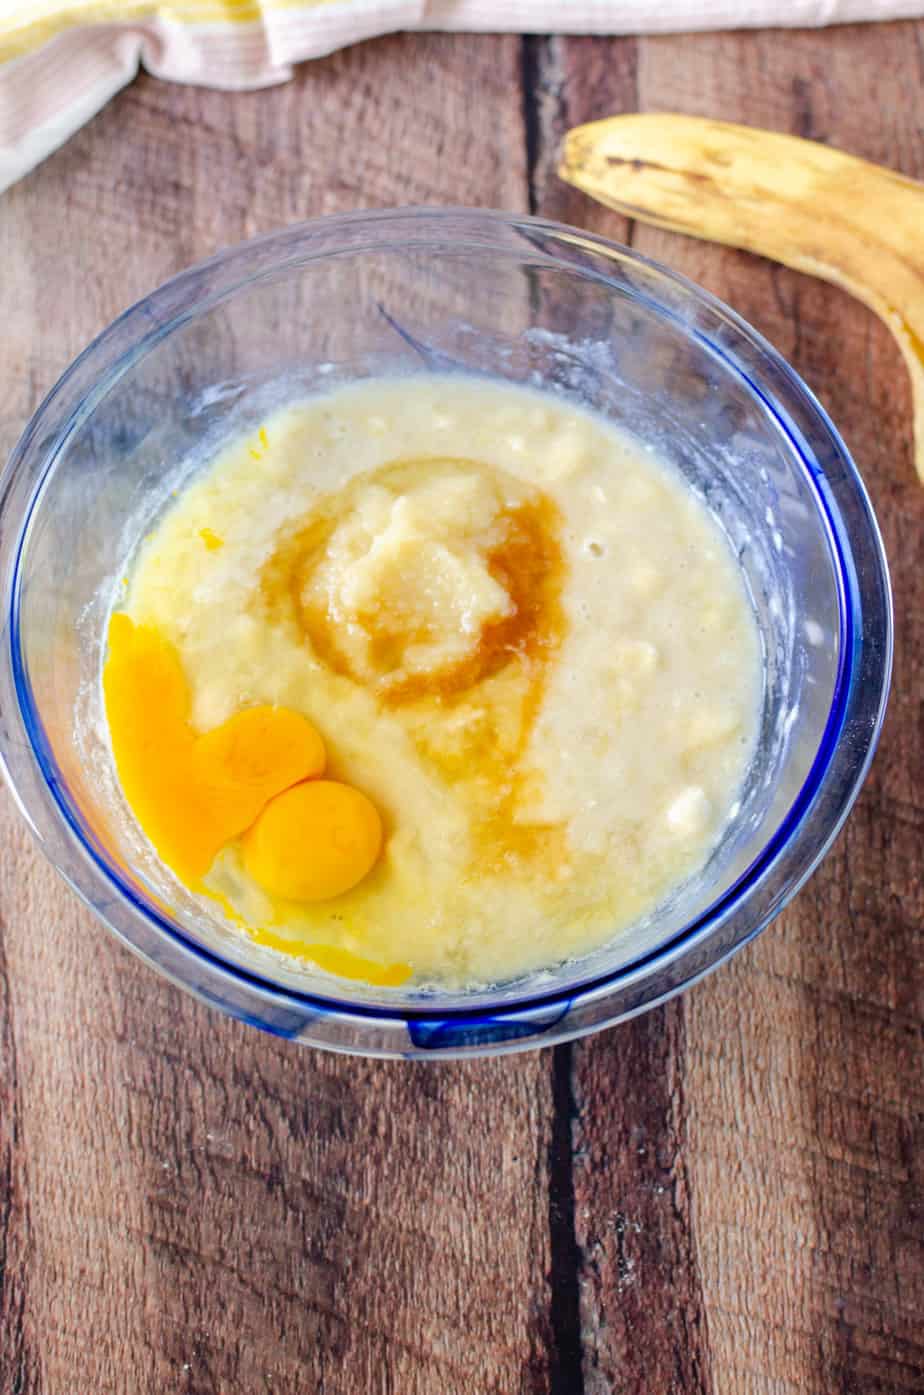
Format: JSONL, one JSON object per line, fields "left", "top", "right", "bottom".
{"left": 104, "top": 375, "right": 761, "bottom": 989}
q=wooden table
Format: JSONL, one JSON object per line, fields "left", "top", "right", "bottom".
{"left": 1, "top": 20, "right": 922, "bottom": 1395}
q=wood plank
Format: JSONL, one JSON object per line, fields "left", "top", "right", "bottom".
{"left": 0, "top": 869, "right": 31, "bottom": 1393}
{"left": 533, "top": 22, "right": 924, "bottom": 1395}
{"left": 0, "top": 35, "right": 561, "bottom": 1395}
{"left": 529, "top": 34, "right": 715, "bottom": 1395}
{"left": 3, "top": 21, "right": 923, "bottom": 1395}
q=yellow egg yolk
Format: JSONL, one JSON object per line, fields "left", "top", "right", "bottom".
{"left": 103, "top": 613, "right": 406, "bottom": 987}
{"left": 103, "top": 613, "right": 325, "bottom": 882}
{"left": 243, "top": 780, "right": 383, "bottom": 902}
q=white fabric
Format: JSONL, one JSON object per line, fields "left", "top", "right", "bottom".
{"left": 1, "top": 0, "right": 921, "bottom": 194}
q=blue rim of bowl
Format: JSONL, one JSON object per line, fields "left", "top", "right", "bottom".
{"left": 4, "top": 209, "right": 884, "bottom": 1025}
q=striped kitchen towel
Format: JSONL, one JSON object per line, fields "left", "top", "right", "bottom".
{"left": 3, "top": 0, "right": 923, "bottom": 193}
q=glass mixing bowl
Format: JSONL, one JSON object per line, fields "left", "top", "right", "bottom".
{"left": 0, "top": 209, "right": 892, "bottom": 1057}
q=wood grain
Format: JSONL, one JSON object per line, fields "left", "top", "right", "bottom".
{"left": 532, "top": 22, "right": 924, "bottom": 1395}
{"left": 1, "top": 20, "right": 923, "bottom": 1395}
{"left": 527, "top": 34, "right": 717, "bottom": 1395}
{"left": 0, "top": 34, "right": 560, "bottom": 1395}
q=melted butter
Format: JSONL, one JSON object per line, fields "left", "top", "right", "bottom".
{"left": 201, "top": 886, "right": 410, "bottom": 987}
{"left": 247, "top": 928, "right": 411, "bottom": 987}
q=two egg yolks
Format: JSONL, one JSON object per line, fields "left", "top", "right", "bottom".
{"left": 102, "top": 614, "right": 404, "bottom": 984}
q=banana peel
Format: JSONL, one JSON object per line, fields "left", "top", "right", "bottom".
{"left": 559, "top": 113, "right": 924, "bottom": 482}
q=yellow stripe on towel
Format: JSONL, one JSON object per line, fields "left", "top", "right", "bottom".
{"left": 0, "top": 0, "right": 350, "bottom": 65}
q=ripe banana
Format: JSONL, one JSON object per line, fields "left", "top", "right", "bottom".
{"left": 559, "top": 113, "right": 924, "bottom": 482}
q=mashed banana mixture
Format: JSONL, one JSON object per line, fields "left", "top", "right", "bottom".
{"left": 111, "top": 375, "right": 761, "bottom": 989}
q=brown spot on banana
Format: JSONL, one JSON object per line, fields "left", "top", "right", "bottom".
{"left": 605, "top": 154, "right": 718, "bottom": 187}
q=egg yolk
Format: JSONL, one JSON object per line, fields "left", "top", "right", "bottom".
{"left": 103, "top": 613, "right": 326, "bottom": 883}
{"left": 103, "top": 612, "right": 404, "bottom": 986}
{"left": 243, "top": 780, "right": 383, "bottom": 902}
